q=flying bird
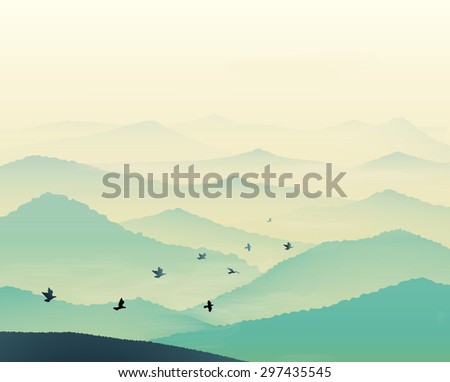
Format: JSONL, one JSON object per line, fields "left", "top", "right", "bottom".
{"left": 227, "top": 268, "right": 240, "bottom": 274}
{"left": 283, "top": 242, "right": 293, "bottom": 250}
{"left": 113, "top": 298, "right": 126, "bottom": 311}
{"left": 42, "top": 288, "right": 56, "bottom": 302}
{"left": 153, "top": 267, "right": 166, "bottom": 278}
{"left": 197, "top": 253, "right": 207, "bottom": 260}
{"left": 245, "top": 243, "right": 251, "bottom": 252}
{"left": 204, "top": 300, "right": 214, "bottom": 312}
{"left": 267, "top": 217, "right": 272, "bottom": 223}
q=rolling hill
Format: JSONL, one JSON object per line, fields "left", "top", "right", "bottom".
{"left": 0, "top": 332, "right": 237, "bottom": 362}
{"left": 0, "top": 193, "right": 260, "bottom": 309}
{"left": 182, "top": 230, "right": 450, "bottom": 324}
{"left": 122, "top": 208, "right": 313, "bottom": 271}
{"left": 23, "top": 121, "right": 222, "bottom": 163}
{"left": 358, "top": 151, "right": 450, "bottom": 170}
{"left": 0, "top": 156, "right": 107, "bottom": 216}
{"left": 171, "top": 116, "right": 450, "bottom": 165}
{"left": 169, "top": 115, "right": 301, "bottom": 156}
{"left": 160, "top": 279, "right": 450, "bottom": 361}
{"left": 0, "top": 121, "right": 119, "bottom": 163}
{"left": 310, "top": 117, "right": 450, "bottom": 164}
{"left": 126, "top": 148, "right": 326, "bottom": 176}
{"left": 280, "top": 190, "right": 450, "bottom": 245}
{"left": 0, "top": 287, "right": 210, "bottom": 340}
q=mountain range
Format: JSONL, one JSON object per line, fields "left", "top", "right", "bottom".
{"left": 182, "top": 230, "right": 450, "bottom": 324}
{"left": 123, "top": 208, "right": 313, "bottom": 271}
{"left": 160, "top": 279, "right": 450, "bottom": 361}
{"left": 0, "top": 193, "right": 260, "bottom": 309}
{"left": 279, "top": 189, "right": 450, "bottom": 245}
{"left": 18, "top": 121, "right": 222, "bottom": 163}
{"left": 0, "top": 286, "right": 210, "bottom": 340}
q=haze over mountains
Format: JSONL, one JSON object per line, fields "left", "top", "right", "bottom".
{"left": 19, "top": 121, "right": 222, "bottom": 163}
{"left": 358, "top": 151, "right": 450, "bottom": 170}
{"left": 183, "top": 230, "right": 450, "bottom": 325}
{"left": 0, "top": 193, "right": 260, "bottom": 309}
{"left": 0, "top": 121, "right": 118, "bottom": 153}
{"left": 3, "top": 116, "right": 450, "bottom": 166}
{"left": 276, "top": 189, "right": 450, "bottom": 245}
{"left": 169, "top": 116, "right": 450, "bottom": 165}
{"left": 117, "top": 148, "right": 328, "bottom": 181}
{"left": 2, "top": 115, "right": 450, "bottom": 361}
{"left": 123, "top": 208, "right": 313, "bottom": 271}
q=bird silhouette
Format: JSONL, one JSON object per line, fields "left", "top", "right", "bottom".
{"left": 283, "top": 242, "right": 293, "bottom": 250}
{"left": 227, "top": 267, "right": 240, "bottom": 274}
{"left": 197, "top": 253, "right": 207, "bottom": 260}
{"left": 245, "top": 243, "right": 251, "bottom": 252}
{"left": 267, "top": 217, "right": 272, "bottom": 223}
{"left": 204, "top": 300, "right": 214, "bottom": 312}
{"left": 153, "top": 267, "right": 166, "bottom": 278}
{"left": 113, "top": 298, "right": 126, "bottom": 311}
{"left": 42, "top": 288, "right": 56, "bottom": 302}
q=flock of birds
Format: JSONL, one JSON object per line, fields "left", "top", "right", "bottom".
{"left": 42, "top": 217, "right": 293, "bottom": 314}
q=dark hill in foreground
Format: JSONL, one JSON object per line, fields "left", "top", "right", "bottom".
{"left": 0, "top": 332, "right": 238, "bottom": 362}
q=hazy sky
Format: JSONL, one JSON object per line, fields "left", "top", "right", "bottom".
{"left": 1, "top": 0, "right": 450, "bottom": 129}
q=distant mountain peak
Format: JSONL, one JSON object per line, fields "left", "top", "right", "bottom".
{"left": 342, "top": 119, "right": 370, "bottom": 127}
{"left": 388, "top": 117, "right": 415, "bottom": 126}
{"left": 6, "top": 192, "right": 105, "bottom": 222}
{"left": 37, "top": 192, "right": 70, "bottom": 201}
{"left": 384, "top": 151, "right": 419, "bottom": 160}
{"left": 355, "top": 190, "right": 425, "bottom": 208}
{"left": 202, "top": 114, "right": 235, "bottom": 124}
{"left": 231, "top": 148, "right": 308, "bottom": 162}
{"left": 161, "top": 208, "right": 199, "bottom": 217}
{"left": 370, "top": 189, "right": 406, "bottom": 198}
{"left": 381, "top": 117, "right": 418, "bottom": 131}
{"left": 372, "top": 228, "right": 428, "bottom": 241}
{"left": 4, "top": 155, "right": 83, "bottom": 167}
{"left": 358, "top": 151, "right": 442, "bottom": 168}
{"left": 240, "top": 148, "right": 276, "bottom": 157}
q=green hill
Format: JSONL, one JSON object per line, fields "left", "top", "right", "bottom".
{"left": 123, "top": 208, "right": 313, "bottom": 271}
{"left": 0, "top": 332, "right": 237, "bottom": 362}
{"left": 281, "top": 190, "right": 450, "bottom": 245}
{"left": 0, "top": 287, "right": 210, "bottom": 340}
{"left": 160, "top": 279, "right": 450, "bottom": 361}
{"left": 183, "top": 230, "right": 450, "bottom": 324}
{"left": 0, "top": 194, "right": 260, "bottom": 310}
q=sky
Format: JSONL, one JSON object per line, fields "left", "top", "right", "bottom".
{"left": 1, "top": 0, "right": 450, "bottom": 129}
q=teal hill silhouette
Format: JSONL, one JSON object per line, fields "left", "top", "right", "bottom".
{"left": 0, "top": 332, "right": 237, "bottom": 362}
{"left": 280, "top": 189, "right": 450, "bottom": 246}
{"left": 358, "top": 152, "right": 450, "bottom": 170}
{"left": 123, "top": 208, "right": 313, "bottom": 271}
{"left": 0, "top": 193, "right": 260, "bottom": 309}
{"left": 0, "top": 286, "right": 211, "bottom": 340}
{"left": 0, "top": 156, "right": 107, "bottom": 216}
{"left": 0, "top": 155, "right": 174, "bottom": 222}
{"left": 129, "top": 148, "right": 327, "bottom": 182}
{"left": 160, "top": 279, "right": 450, "bottom": 361}
{"left": 182, "top": 230, "right": 450, "bottom": 325}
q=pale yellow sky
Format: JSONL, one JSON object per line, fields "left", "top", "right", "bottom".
{"left": 1, "top": 0, "right": 450, "bottom": 129}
